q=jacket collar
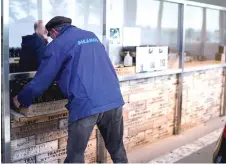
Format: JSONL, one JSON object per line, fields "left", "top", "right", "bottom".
{"left": 58, "top": 24, "right": 76, "bottom": 37}
{"left": 33, "top": 33, "right": 47, "bottom": 44}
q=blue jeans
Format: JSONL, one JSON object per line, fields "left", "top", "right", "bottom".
{"left": 64, "top": 107, "right": 128, "bottom": 163}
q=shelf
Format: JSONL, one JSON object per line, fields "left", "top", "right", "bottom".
{"left": 9, "top": 61, "right": 226, "bottom": 81}
{"left": 9, "top": 71, "right": 36, "bottom": 80}
{"left": 9, "top": 57, "right": 20, "bottom": 64}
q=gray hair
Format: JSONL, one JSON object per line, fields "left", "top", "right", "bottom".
{"left": 34, "top": 20, "right": 43, "bottom": 32}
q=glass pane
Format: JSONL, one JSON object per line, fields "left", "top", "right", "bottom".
{"left": 136, "top": 0, "right": 159, "bottom": 28}
{"left": 160, "top": 2, "right": 179, "bottom": 47}
{"left": 223, "top": 11, "right": 226, "bottom": 44}
{"left": 184, "top": 6, "right": 224, "bottom": 69}
{"left": 85, "top": 0, "right": 103, "bottom": 41}
{"left": 109, "top": 0, "right": 180, "bottom": 70}
{"left": 204, "top": 9, "right": 220, "bottom": 61}
{"left": 124, "top": 0, "right": 160, "bottom": 45}
{"left": 161, "top": 2, "right": 179, "bottom": 70}
{"left": 42, "top": 0, "right": 81, "bottom": 26}
{"left": 184, "top": 5, "right": 203, "bottom": 68}
{"left": 9, "top": 0, "right": 38, "bottom": 47}
{"left": 206, "top": 9, "right": 220, "bottom": 43}
{"left": 42, "top": 0, "right": 103, "bottom": 41}
{"left": 185, "top": 6, "right": 203, "bottom": 43}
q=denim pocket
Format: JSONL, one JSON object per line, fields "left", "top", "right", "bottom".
{"left": 68, "top": 114, "right": 99, "bottom": 129}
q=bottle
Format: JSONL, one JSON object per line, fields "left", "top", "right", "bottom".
{"left": 15, "top": 48, "right": 20, "bottom": 57}
{"left": 124, "top": 51, "right": 132, "bottom": 67}
{"left": 9, "top": 48, "right": 14, "bottom": 58}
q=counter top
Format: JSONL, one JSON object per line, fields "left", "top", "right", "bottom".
{"left": 118, "top": 60, "right": 226, "bottom": 81}
{"left": 9, "top": 61, "right": 226, "bottom": 81}
{"left": 118, "top": 69, "right": 182, "bottom": 81}
{"left": 184, "top": 60, "right": 226, "bottom": 73}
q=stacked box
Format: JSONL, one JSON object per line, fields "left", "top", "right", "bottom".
{"left": 19, "top": 100, "right": 68, "bottom": 117}
{"left": 115, "top": 66, "right": 136, "bottom": 76}
{"left": 11, "top": 100, "right": 97, "bottom": 163}
{"left": 219, "top": 45, "right": 226, "bottom": 54}
{"left": 181, "top": 68, "right": 224, "bottom": 130}
{"left": 168, "top": 53, "right": 179, "bottom": 69}
{"left": 215, "top": 45, "right": 226, "bottom": 62}
{"left": 215, "top": 53, "right": 225, "bottom": 62}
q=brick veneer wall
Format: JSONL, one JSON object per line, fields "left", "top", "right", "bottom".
{"left": 11, "top": 113, "right": 97, "bottom": 163}
{"left": 10, "top": 68, "right": 224, "bottom": 163}
{"left": 107, "top": 75, "right": 178, "bottom": 162}
{"left": 181, "top": 68, "right": 224, "bottom": 130}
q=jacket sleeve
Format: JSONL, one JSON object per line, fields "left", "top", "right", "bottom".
{"left": 17, "top": 43, "right": 67, "bottom": 107}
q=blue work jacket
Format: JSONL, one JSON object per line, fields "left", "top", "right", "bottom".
{"left": 17, "top": 25, "right": 124, "bottom": 121}
{"left": 19, "top": 33, "right": 47, "bottom": 72}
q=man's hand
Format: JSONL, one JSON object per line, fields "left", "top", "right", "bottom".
{"left": 40, "top": 33, "right": 49, "bottom": 44}
{"left": 13, "top": 96, "right": 21, "bottom": 108}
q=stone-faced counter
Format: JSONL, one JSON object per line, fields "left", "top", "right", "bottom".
{"left": 107, "top": 74, "right": 178, "bottom": 162}
{"left": 181, "top": 68, "right": 224, "bottom": 130}
{"left": 10, "top": 67, "right": 224, "bottom": 163}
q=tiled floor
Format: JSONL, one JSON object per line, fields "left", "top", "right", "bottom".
{"left": 149, "top": 128, "right": 222, "bottom": 163}
{"left": 176, "top": 142, "right": 216, "bottom": 163}
{"left": 127, "top": 117, "right": 225, "bottom": 163}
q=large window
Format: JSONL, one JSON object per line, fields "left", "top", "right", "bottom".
{"left": 204, "top": 8, "right": 221, "bottom": 60}
{"left": 42, "top": 0, "right": 78, "bottom": 25}
{"left": 136, "top": 0, "right": 159, "bottom": 27}
{"left": 9, "top": 0, "right": 104, "bottom": 47}
{"left": 185, "top": 6, "right": 203, "bottom": 43}
{"left": 206, "top": 9, "right": 220, "bottom": 43}
{"left": 184, "top": 5, "right": 203, "bottom": 65}
{"left": 108, "top": 0, "right": 180, "bottom": 70}
{"left": 8, "top": 0, "right": 104, "bottom": 74}
{"left": 123, "top": 0, "right": 180, "bottom": 47}
{"left": 160, "top": 2, "right": 179, "bottom": 47}
{"left": 85, "top": 0, "right": 103, "bottom": 41}
{"left": 9, "top": 0, "right": 38, "bottom": 47}
{"left": 184, "top": 5, "right": 225, "bottom": 68}
{"left": 42, "top": 0, "right": 103, "bottom": 41}
{"left": 220, "top": 10, "right": 226, "bottom": 44}
{"left": 124, "top": 0, "right": 178, "bottom": 47}
{"left": 124, "top": 0, "right": 160, "bottom": 45}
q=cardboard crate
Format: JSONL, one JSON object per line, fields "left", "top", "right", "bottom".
{"left": 215, "top": 53, "right": 225, "bottom": 63}
{"left": 115, "top": 66, "right": 136, "bottom": 76}
{"left": 219, "top": 45, "right": 226, "bottom": 54}
{"left": 12, "top": 140, "right": 58, "bottom": 161}
{"left": 11, "top": 120, "right": 59, "bottom": 139}
{"left": 168, "top": 53, "right": 179, "bottom": 69}
{"left": 59, "top": 119, "right": 68, "bottom": 129}
{"left": 11, "top": 136, "right": 36, "bottom": 151}
{"left": 11, "top": 110, "right": 68, "bottom": 122}
{"left": 36, "top": 148, "right": 67, "bottom": 163}
{"left": 36, "top": 129, "right": 68, "bottom": 144}
{"left": 15, "top": 156, "right": 36, "bottom": 163}
{"left": 19, "top": 100, "right": 68, "bottom": 117}
{"left": 37, "top": 140, "right": 97, "bottom": 163}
